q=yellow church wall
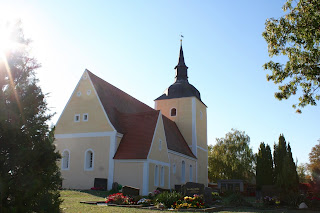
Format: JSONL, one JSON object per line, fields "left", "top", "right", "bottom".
{"left": 55, "top": 71, "right": 114, "bottom": 134}
{"left": 195, "top": 99, "right": 207, "bottom": 149}
{"left": 113, "top": 161, "right": 144, "bottom": 191}
{"left": 148, "top": 163, "right": 169, "bottom": 191}
{"left": 168, "top": 153, "right": 196, "bottom": 189}
{"left": 55, "top": 136, "right": 110, "bottom": 189}
{"left": 148, "top": 114, "right": 169, "bottom": 163}
{"left": 196, "top": 149, "right": 208, "bottom": 185}
{"left": 155, "top": 98, "right": 193, "bottom": 146}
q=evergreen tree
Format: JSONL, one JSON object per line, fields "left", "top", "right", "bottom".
{"left": 273, "top": 135, "right": 299, "bottom": 193}
{"left": 256, "top": 142, "right": 274, "bottom": 189}
{"left": 0, "top": 22, "right": 62, "bottom": 212}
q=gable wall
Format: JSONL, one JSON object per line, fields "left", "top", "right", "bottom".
{"left": 148, "top": 114, "right": 169, "bottom": 163}
{"left": 55, "top": 72, "right": 114, "bottom": 134}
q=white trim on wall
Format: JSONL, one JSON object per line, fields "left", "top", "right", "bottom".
{"left": 192, "top": 97, "right": 197, "bottom": 157}
{"left": 146, "top": 111, "right": 161, "bottom": 159}
{"left": 55, "top": 71, "right": 85, "bottom": 126}
{"left": 55, "top": 131, "right": 115, "bottom": 139}
{"left": 148, "top": 159, "right": 170, "bottom": 167}
{"left": 168, "top": 150, "right": 197, "bottom": 161}
{"left": 108, "top": 131, "right": 117, "bottom": 190}
{"left": 142, "top": 161, "right": 149, "bottom": 195}
{"left": 197, "top": 146, "right": 208, "bottom": 152}
{"left": 87, "top": 70, "right": 117, "bottom": 132}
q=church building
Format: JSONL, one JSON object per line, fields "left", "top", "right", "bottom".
{"left": 54, "top": 44, "right": 208, "bottom": 195}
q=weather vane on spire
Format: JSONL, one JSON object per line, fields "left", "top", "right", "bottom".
{"left": 180, "top": 34, "right": 184, "bottom": 45}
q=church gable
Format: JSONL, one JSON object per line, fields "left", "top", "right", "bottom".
{"left": 147, "top": 113, "right": 170, "bottom": 163}
{"left": 55, "top": 70, "right": 115, "bottom": 134}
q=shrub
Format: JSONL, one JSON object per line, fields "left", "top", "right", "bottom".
{"left": 155, "top": 191, "right": 182, "bottom": 208}
{"left": 223, "top": 193, "right": 252, "bottom": 207}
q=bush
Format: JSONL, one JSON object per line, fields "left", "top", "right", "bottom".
{"left": 223, "top": 193, "right": 252, "bottom": 207}
{"left": 284, "top": 192, "right": 309, "bottom": 207}
{"left": 155, "top": 191, "right": 182, "bottom": 208}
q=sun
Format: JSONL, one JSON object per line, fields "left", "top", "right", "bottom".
{"left": 0, "top": 22, "right": 22, "bottom": 59}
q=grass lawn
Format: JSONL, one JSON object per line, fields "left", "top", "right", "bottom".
{"left": 60, "top": 190, "right": 317, "bottom": 213}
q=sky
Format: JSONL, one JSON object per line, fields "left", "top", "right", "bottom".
{"left": 1, "top": 0, "right": 319, "bottom": 164}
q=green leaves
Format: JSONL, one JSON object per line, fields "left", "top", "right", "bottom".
{"left": 263, "top": 0, "right": 320, "bottom": 112}
{"left": 208, "top": 129, "right": 255, "bottom": 182}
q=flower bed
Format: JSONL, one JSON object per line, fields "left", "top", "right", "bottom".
{"left": 172, "top": 195, "right": 205, "bottom": 209}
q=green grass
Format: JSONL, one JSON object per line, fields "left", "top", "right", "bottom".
{"left": 60, "top": 190, "right": 317, "bottom": 213}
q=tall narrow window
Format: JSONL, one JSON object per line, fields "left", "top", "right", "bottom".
{"left": 189, "top": 165, "right": 193, "bottom": 181}
{"left": 74, "top": 114, "right": 80, "bottom": 122}
{"left": 83, "top": 113, "right": 88, "bottom": 121}
{"left": 155, "top": 165, "right": 159, "bottom": 186}
{"left": 181, "top": 161, "right": 185, "bottom": 183}
{"left": 173, "top": 164, "right": 176, "bottom": 174}
{"left": 62, "top": 150, "right": 70, "bottom": 170}
{"left": 170, "top": 108, "right": 177, "bottom": 117}
{"left": 84, "top": 149, "right": 94, "bottom": 170}
{"left": 160, "top": 166, "right": 164, "bottom": 186}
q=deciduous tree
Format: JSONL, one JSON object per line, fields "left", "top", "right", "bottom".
{"left": 0, "top": 21, "right": 61, "bottom": 212}
{"left": 263, "top": 0, "right": 320, "bottom": 113}
{"left": 208, "top": 129, "right": 255, "bottom": 182}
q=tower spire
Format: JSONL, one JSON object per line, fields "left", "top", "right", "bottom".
{"left": 175, "top": 41, "right": 188, "bottom": 82}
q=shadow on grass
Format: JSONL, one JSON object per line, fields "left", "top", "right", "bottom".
{"left": 79, "top": 189, "right": 110, "bottom": 198}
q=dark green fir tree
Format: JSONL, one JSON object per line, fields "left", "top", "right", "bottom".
{"left": 273, "top": 134, "right": 299, "bottom": 193}
{"left": 0, "top": 21, "right": 62, "bottom": 212}
{"left": 256, "top": 142, "right": 274, "bottom": 189}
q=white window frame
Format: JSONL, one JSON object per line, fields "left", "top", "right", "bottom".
{"left": 181, "top": 161, "right": 185, "bottom": 183}
{"left": 170, "top": 107, "right": 177, "bottom": 117}
{"left": 83, "top": 113, "right": 89, "bottom": 122}
{"left": 189, "top": 165, "right": 193, "bottom": 182}
{"left": 154, "top": 165, "right": 159, "bottom": 186}
{"left": 74, "top": 114, "right": 80, "bottom": 122}
{"left": 84, "top": 149, "right": 94, "bottom": 171}
{"left": 61, "top": 149, "right": 70, "bottom": 170}
{"left": 160, "top": 166, "right": 164, "bottom": 186}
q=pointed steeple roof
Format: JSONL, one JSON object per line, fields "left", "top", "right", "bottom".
{"left": 174, "top": 43, "right": 188, "bottom": 82}
{"left": 155, "top": 43, "right": 204, "bottom": 104}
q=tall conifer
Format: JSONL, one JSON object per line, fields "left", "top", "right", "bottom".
{"left": 256, "top": 142, "right": 274, "bottom": 189}
{"left": 0, "top": 22, "right": 61, "bottom": 212}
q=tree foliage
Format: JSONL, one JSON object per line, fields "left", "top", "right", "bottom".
{"left": 263, "top": 0, "right": 320, "bottom": 112}
{"left": 208, "top": 129, "right": 255, "bottom": 182}
{"left": 297, "top": 163, "right": 310, "bottom": 183}
{"left": 0, "top": 21, "right": 61, "bottom": 212}
{"left": 309, "top": 139, "right": 320, "bottom": 182}
{"left": 273, "top": 135, "right": 299, "bottom": 193}
{"left": 256, "top": 142, "right": 274, "bottom": 189}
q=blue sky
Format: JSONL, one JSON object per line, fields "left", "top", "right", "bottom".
{"left": 1, "top": 0, "right": 319, "bottom": 164}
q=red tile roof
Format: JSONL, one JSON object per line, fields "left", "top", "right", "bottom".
{"left": 114, "top": 111, "right": 160, "bottom": 159}
{"left": 87, "top": 70, "right": 196, "bottom": 159}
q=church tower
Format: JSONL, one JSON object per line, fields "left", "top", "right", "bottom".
{"left": 155, "top": 43, "right": 208, "bottom": 185}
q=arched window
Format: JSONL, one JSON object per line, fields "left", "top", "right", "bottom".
{"left": 159, "top": 139, "right": 162, "bottom": 151}
{"left": 155, "top": 165, "right": 159, "bottom": 186}
{"left": 170, "top": 108, "right": 177, "bottom": 117}
{"left": 200, "top": 111, "right": 203, "bottom": 120}
{"left": 84, "top": 149, "right": 94, "bottom": 170}
{"left": 160, "top": 166, "right": 164, "bottom": 186}
{"left": 181, "top": 161, "right": 185, "bottom": 183}
{"left": 61, "top": 149, "right": 70, "bottom": 170}
{"left": 189, "top": 165, "right": 193, "bottom": 181}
